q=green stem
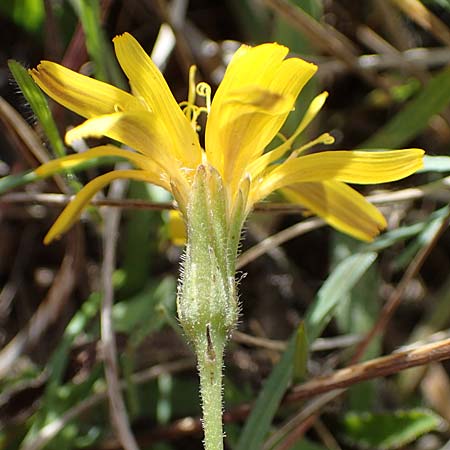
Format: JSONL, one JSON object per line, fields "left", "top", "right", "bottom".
{"left": 197, "top": 338, "right": 225, "bottom": 450}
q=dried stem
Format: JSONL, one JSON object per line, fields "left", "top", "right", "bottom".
{"left": 2, "top": 175, "right": 450, "bottom": 212}
{"left": 101, "top": 176, "right": 140, "bottom": 450}
{"left": 287, "top": 337, "right": 450, "bottom": 403}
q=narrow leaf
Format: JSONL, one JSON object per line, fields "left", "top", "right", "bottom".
{"left": 306, "top": 252, "right": 378, "bottom": 342}
{"left": 293, "top": 321, "right": 309, "bottom": 383}
{"left": 0, "top": 156, "right": 123, "bottom": 195}
{"left": 0, "top": 171, "right": 39, "bottom": 194}
{"left": 9, "top": 60, "right": 66, "bottom": 158}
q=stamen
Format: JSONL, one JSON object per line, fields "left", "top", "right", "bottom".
{"left": 196, "top": 82, "right": 211, "bottom": 113}
{"left": 288, "top": 133, "right": 335, "bottom": 160}
{"left": 180, "top": 103, "right": 203, "bottom": 130}
{"left": 133, "top": 94, "right": 151, "bottom": 111}
{"left": 275, "top": 132, "right": 288, "bottom": 143}
{"left": 179, "top": 67, "right": 212, "bottom": 131}
{"left": 188, "top": 65, "right": 197, "bottom": 105}
{"left": 269, "top": 91, "right": 330, "bottom": 160}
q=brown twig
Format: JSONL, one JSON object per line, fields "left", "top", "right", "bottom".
{"left": 271, "top": 413, "right": 321, "bottom": 450}
{"left": 314, "top": 47, "right": 450, "bottom": 75}
{"left": 264, "top": 390, "right": 341, "bottom": 450}
{"left": 356, "top": 25, "right": 429, "bottom": 83}
{"left": 0, "top": 192, "right": 308, "bottom": 213}
{"left": 312, "top": 419, "right": 342, "bottom": 450}
{"left": 287, "top": 337, "right": 450, "bottom": 402}
{"left": 374, "top": 0, "right": 415, "bottom": 51}
{"left": 4, "top": 174, "right": 450, "bottom": 213}
{"left": 0, "top": 192, "right": 176, "bottom": 211}
{"left": 237, "top": 217, "right": 325, "bottom": 269}
{"left": 232, "top": 331, "right": 361, "bottom": 352}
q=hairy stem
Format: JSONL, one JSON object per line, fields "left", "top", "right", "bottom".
{"left": 196, "top": 332, "right": 225, "bottom": 450}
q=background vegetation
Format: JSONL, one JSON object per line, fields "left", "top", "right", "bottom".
{"left": 2, "top": 0, "right": 450, "bottom": 449}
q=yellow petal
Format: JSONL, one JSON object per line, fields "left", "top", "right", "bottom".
{"left": 247, "top": 92, "right": 330, "bottom": 180}
{"left": 113, "top": 33, "right": 202, "bottom": 167}
{"left": 34, "top": 145, "right": 169, "bottom": 189}
{"left": 29, "top": 61, "right": 142, "bottom": 118}
{"left": 206, "top": 43, "right": 317, "bottom": 184}
{"left": 211, "top": 87, "right": 294, "bottom": 190}
{"left": 223, "top": 86, "right": 295, "bottom": 115}
{"left": 208, "top": 43, "right": 291, "bottom": 120}
{"left": 44, "top": 169, "right": 166, "bottom": 244}
{"left": 282, "top": 181, "right": 387, "bottom": 241}
{"left": 255, "top": 148, "right": 424, "bottom": 201}
{"left": 65, "top": 111, "right": 184, "bottom": 175}
{"left": 167, "top": 209, "right": 187, "bottom": 246}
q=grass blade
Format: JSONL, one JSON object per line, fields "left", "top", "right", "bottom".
{"left": 9, "top": 60, "right": 66, "bottom": 158}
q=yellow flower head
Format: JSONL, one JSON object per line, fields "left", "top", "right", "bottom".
{"left": 30, "top": 33, "right": 424, "bottom": 244}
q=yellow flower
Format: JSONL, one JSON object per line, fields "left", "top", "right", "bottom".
{"left": 30, "top": 33, "right": 424, "bottom": 244}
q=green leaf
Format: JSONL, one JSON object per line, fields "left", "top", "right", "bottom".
{"left": 342, "top": 409, "right": 442, "bottom": 450}
{"left": 9, "top": 60, "right": 85, "bottom": 192}
{"left": 293, "top": 321, "right": 309, "bottom": 383}
{"left": 305, "top": 252, "right": 378, "bottom": 342}
{"left": 9, "top": 60, "right": 66, "bottom": 159}
{"left": 361, "top": 66, "right": 450, "bottom": 148}
{"left": 48, "top": 292, "right": 101, "bottom": 386}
